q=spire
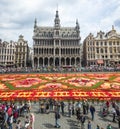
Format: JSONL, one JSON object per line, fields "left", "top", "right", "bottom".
{"left": 76, "top": 19, "right": 80, "bottom": 29}
{"left": 34, "top": 18, "right": 37, "bottom": 28}
{"left": 54, "top": 10, "right": 60, "bottom": 28}
{"left": 112, "top": 25, "right": 114, "bottom": 30}
{"left": 76, "top": 19, "right": 80, "bottom": 32}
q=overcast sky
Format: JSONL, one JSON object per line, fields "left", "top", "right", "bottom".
{"left": 0, "top": 0, "right": 120, "bottom": 47}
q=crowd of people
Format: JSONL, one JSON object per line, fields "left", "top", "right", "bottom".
{"left": 0, "top": 101, "right": 34, "bottom": 129}
{"left": 38, "top": 99, "right": 120, "bottom": 129}
{"left": 0, "top": 65, "right": 120, "bottom": 73}
{"left": 0, "top": 99, "right": 120, "bottom": 129}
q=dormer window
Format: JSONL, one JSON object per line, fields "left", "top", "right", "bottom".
{"left": 100, "top": 34, "right": 102, "bottom": 39}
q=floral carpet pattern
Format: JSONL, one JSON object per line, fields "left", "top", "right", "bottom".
{"left": 0, "top": 73, "right": 120, "bottom": 100}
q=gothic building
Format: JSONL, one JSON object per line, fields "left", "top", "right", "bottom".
{"left": 83, "top": 26, "right": 120, "bottom": 66}
{"left": 33, "top": 10, "right": 81, "bottom": 68}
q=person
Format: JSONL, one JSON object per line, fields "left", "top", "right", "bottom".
{"left": 80, "top": 114, "right": 86, "bottom": 129}
{"left": 27, "top": 101, "right": 31, "bottom": 113}
{"left": 68, "top": 102, "right": 72, "bottom": 117}
{"left": 96, "top": 125, "right": 100, "bottom": 129}
{"left": 86, "top": 100, "right": 89, "bottom": 114}
{"left": 87, "top": 120, "right": 92, "bottom": 129}
{"left": 30, "top": 113, "right": 35, "bottom": 129}
{"left": 0, "top": 108, "right": 5, "bottom": 129}
{"left": 118, "top": 115, "right": 120, "bottom": 129}
{"left": 7, "top": 114, "right": 13, "bottom": 129}
{"left": 106, "top": 101, "right": 110, "bottom": 111}
{"left": 54, "top": 111, "right": 61, "bottom": 128}
{"left": 24, "top": 116, "right": 30, "bottom": 129}
{"left": 90, "top": 105, "right": 95, "bottom": 121}
{"left": 16, "top": 120, "right": 22, "bottom": 129}
{"left": 106, "top": 123, "right": 112, "bottom": 129}
{"left": 111, "top": 107, "right": 116, "bottom": 122}
{"left": 60, "top": 101, "right": 65, "bottom": 115}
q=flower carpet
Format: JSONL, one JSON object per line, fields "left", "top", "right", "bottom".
{"left": 0, "top": 73, "right": 120, "bottom": 101}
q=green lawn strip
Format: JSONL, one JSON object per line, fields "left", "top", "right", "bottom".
{"left": 3, "top": 82, "right": 15, "bottom": 90}
{"left": 109, "top": 76, "right": 117, "bottom": 81}
{"left": 85, "top": 81, "right": 104, "bottom": 90}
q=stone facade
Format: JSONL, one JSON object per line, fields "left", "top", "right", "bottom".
{"left": 33, "top": 10, "right": 81, "bottom": 68}
{"left": 0, "top": 36, "right": 29, "bottom": 68}
{"left": 0, "top": 40, "right": 16, "bottom": 67}
{"left": 15, "top": 35, "right": 29, "bottom": 67}
{"left": 83, "top": 26, "right": 120, "bottom": 66}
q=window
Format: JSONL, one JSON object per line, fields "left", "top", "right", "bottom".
{"left": 101, "top": 42, "right": 103, "bottom": 46}
{"left": 105, "top": 48, "right": 107, "bottom": 53}
{"left": 101, "top": 48, "right": 103, "bottom": 53}
{"left": 117, "top": 41, "right": 119, "bottom": 45}
{"left": 96, "top": 42, "right": 98, "bottom": 46}
{"left": 97, "top": 48, "right": 99, "bottom": 53}
{"left": 109, "top": 41, "right": 112, "bottom": 45}
{"left": 105, "top": 42, "right": 107, "bottom": 45}
{"left": 109, "top": 48, "right": 112, "bottom": 53}
{"left": 56, "top": 40, "right": 59, "bottom": 45}
{"left": 114, "top": 47, "right": 116, "bottom": 53}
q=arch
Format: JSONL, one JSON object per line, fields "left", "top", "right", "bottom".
{"left": 44, "top": 57, "right": 48, "bottom": 66}
{"left": 66, "top": 58, "right": 70, "bottom": 65}
{"left": 49, "top": 57, "right": 53, "bottom": 65}
{"left": 55, "top": 48, "right": 59, "bottom": 55}
{"left": 39, "top": 58, "right": 43, "bottom": 66}
{"left": 55, "top": 57, "right": 59, "bottom": 66}
{"left": 71, "top": 58, "right": 75, "bottom": 66}
{"left": 34, "top": 57, "right": 38, "bottom": 68}
{"left": 61, "top": 58, "right": 65, "bottom": 66}
{"left": 76, "top": 57, "right": 80, "bottom": 65}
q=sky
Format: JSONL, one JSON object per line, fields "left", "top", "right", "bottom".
{"left": 0, "top": 0, "right": 120, "bottom": 47}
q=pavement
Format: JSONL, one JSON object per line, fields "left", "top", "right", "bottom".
{"left": 12, "top": 101, "right": 119, "bottom": 129}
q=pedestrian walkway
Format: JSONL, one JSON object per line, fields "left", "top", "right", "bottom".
{"left": 14, "top": 102, "right": 118, "bottom": 129}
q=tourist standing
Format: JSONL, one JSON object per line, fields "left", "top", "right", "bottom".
{"left": 118, "top": 115, "right": 120, "bottom": 129}
{"left": 60, "top": 101, "right": 65, "bottom": 115}
{"left": 111, "top": 107, "right": 116, "bottom": 122}
{"left": 106, "top": 123, "right": 112, "bottom": 129}
{"left": 24, "top": 116, "right": 30, "bottom": 129}
{"left": 96, "top": 125, "right": 100, "bottom": 129}
{"left": 90, "top": 105, "right": 95, "bottom": 120}
{"left": 54, "top": 111, "right": 61, "bottom": 128}
{"left": 30, "top": 113, "right": 35, "bottom": 129}
{"left": 68, "top": 102, "right": 72, "bottom": 117}
{"left": 80, "top": 114, "right": 86, "bottom": 129}
{"left": 16, "top": 120, "right": 22, "bottom": 129}
{"left": 7, "top": 114, "right": 13, "bottom": 129}
{"left": 87, "top": 120, "right": 92, "bottom": 129}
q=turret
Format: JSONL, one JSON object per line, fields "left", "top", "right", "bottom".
{"left": 75, "top": 19, "right": 80, "bottom": 37}
{"left": 54, "top": 10, "right": 60, "bottom": 28}
{"left": 34, "top": 18, "right": 37, "bottom": 28}
{"left": 76, "top": 19, "right": 80, "bottom": 31}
